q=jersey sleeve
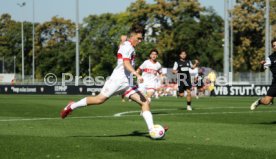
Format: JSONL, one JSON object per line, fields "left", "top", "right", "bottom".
{"left": 139, "top": 61, "right": 146, "bottom": 70}
{"left": 189, "top": 60, "right": 193, "bottom": 68}
{"left": 264, "top": 57, "right": 271, "bottom": 69}
{"left": 118, "top": 44, "right": 132, "bottom": 60}
{"left": 157, "top": 63, "right": 162, "bottom": 74}
{"left": 173, "top": 61, "right": 178, "bottom": 70}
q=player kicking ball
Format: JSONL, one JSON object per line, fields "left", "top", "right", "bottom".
{"left": 60, "top": 27, "right": 168, "bottom": 137}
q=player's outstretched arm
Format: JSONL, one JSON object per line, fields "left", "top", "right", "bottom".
{"left": 172, "top": 61, "right": 178, "bottom": 74}
{"left": 260, "top": 57, "right": 271, "bottom": 72}
{"left": 172, "top": 69, "right": 178, "bottom": 74}
{"left": 123, "top": 60, "right": 143, "bottom": 83}
{"left": 260, "top": 60, "right": 266, "bottom": 72}
{"left": 191, "top": 59, "right": 199, "bottom": 69}
{"left": 136, "top": 68, "right": 142, "bottom": 75}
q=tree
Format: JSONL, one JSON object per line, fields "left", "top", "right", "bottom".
{"left": 35, "top": 16, "right": 76, "bottom": 78}
{"left": 232, "top": 0, "right": 265, "bottom": 71}
{"left": 0, "top": 0, "right": 226, "bottom": 78}
{"left": 81, "top": 13, "right": 125, "bottom": 77}
{"left": 35, "top": 16, "right": 75, "bottom": 48}
{"left": 0, "top": 14, "right": 21, "bottom": 73}
{"left": 271, "top": 0, "right": 276, "bottom": 38}
{"left": 36, "top": 42, "right": 75, "bottom": 78}
{"left": 194, "top": 8, "right": 224, "bottom": 70}
{"left": 127, "top": 0, "right": 224, "bottom": 70}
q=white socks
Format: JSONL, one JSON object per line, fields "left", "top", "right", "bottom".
{"left": 142, "top": 111, "right": 154, "bottom": 131}
{"left": 155, "top": 92, "right": 159, "bottom": 98}
{"left": 70, "top": 97, "right": 87, "bottom": 110}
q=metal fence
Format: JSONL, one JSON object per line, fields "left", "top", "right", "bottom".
{"left": 0, "top": 69, "right": 274, "bottom": 86}
{"left": 217, "top": 71, "right": 273, "bottom": 85}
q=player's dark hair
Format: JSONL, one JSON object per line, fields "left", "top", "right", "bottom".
{"left": 179, "top": 50, "right": 188, "bottom": 57}
{"left": 179, "top": 50, "right": 187, "bottom": 55}
{"left": 149, "top": 49, "right": 159, "bottom": 56}
{"left": 272, "top": 38, "right": 276, "bottom": 46}
{"left": 179, "top": 50, "right": 189, "bottom": 59}
{"left": 129, "top": 25, "right": 144, "bottom": 35}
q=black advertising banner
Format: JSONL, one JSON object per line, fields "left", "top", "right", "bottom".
{"left": 0, "top": 85, "right": 54, "bottom": 94}
{"left": 0, "top": 85, "right": 270, "bottom": 96}
{"left": 214, "top": 85, "right": 270, "bottom": 96}
{"left": 0, "top": 85, "right": 102, "bottom": 95}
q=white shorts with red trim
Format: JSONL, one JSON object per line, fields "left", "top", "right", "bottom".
{"left": 100, "top": 75, "right": 139, "bottom": 98}
{"left": 138, "top": 82, "right": 156, "bottom": 93}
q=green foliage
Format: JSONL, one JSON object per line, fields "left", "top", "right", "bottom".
{"left": 232, "top": 0, "right": 267, "bottom": 71}
{"left": 34, "top": 17, "right": 76, "bottom": 78}
{"left": 0, "top": 14, "right": 21, "bottom": 73}
{"left": 271, "top": 0, "right": 276, "bottom": 38}
{"left": 0, "top": 0, "right": 247, "bottom": 77}
{"left": 195, "top": 9, "right": 224, "bottom": 70}
{"left": 80, "top": 13, "right": 131, "bottom": 77}
{"left": 36, "top": 42, "right": 75, "bottom": 78}
{"left": 127, "top": 0, "right": 150, "bottom": 28}
{"left": 126, "top": 0, "right": 223, "bottom": 70}
{"left": 135, "top": 42, "right": 156, "bottom": 66}
{"left": 35, "top": 16, "right": 75, "bottom": 48}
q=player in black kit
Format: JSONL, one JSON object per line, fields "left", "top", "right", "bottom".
{"left": 251, "top": 38, "right": 276, "bottom": 110}
{"left": 172, "top": 50, "right": 199, "bottom": 111}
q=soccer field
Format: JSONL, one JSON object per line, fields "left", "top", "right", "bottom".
{"left": 1, "top": 95, "right": 276, "bottom": 159}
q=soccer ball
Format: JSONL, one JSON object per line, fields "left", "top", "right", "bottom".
{"left": 149, "top": 124, "right": 165, "bottom": 139}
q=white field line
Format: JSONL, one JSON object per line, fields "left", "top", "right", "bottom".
{"left": 0, "top": 115, "right": 114, "bottom": 122}
{"left": 0, "top": 107, "right": 275, "bottom": 122}
{"left": 113, "top": 107, "right": 249, "bottom": 117}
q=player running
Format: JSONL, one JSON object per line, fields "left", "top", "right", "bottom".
{"left": 172, "top": 50, "right": 199, "bottom": 111}
{"left": 136, "top": 49, "right": 162, "bottom": 103}
{"left": 250, "top": 38, "right": 276, "bottom": 110}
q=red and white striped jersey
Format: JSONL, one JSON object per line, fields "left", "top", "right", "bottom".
{"left": 111, "top": 41, "right": 135, "bottom": 78}
{"left": 139, "top": 59, "right": 162, "bottom": 84}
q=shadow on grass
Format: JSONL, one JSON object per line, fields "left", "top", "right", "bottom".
{"left": 177, "top": 108, "right": 196, "bottom": 111}
{"left": 71, "top": 130, "right": 151, "bottom": 138}
{"left": 152, "top": 112, "right": 169, "bottom": 115}
{"left": 258, "top": 121, "right": 276, "bottom": 125}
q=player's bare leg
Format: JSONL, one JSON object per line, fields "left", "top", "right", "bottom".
{"left": 155, "top": 88, "right": 160, "bottom": 99}
{"left": 178, "top": 92, "right": 184, "bottom": 97}
{"left": 146, "top": 90, "right": 155, "bottom": 103}
{"left": 60, "top": 94, "right": 108, "bottom": 119}
{"left": 129, "top": 92, "right": 153, "bottom": 131}
{"left": 261, "top": 96, "right": 274, "bottom": 105}
{"left": 186, "top": 89, "right": 192, "bottom": 111}
{"left": 130, "top": 91, "right": 168, "bottom": 132}
{"left": 250, "top": 96, "right": 273, "bottom": 110}
{"left": 86, "top": 94, "right": 108, "bottom": 105}
{"left": 121, "top": 95, "right": 126, "bottom": 102}
{"left": 194, "top": 87, "right": 199, "bottom": 99}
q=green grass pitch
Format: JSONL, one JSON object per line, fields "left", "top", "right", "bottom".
{"left": 1, "top": 95, "right": 276, "bottom": 159}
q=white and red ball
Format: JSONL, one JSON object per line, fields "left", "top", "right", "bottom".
{"left": 149, "top": 124, "right": 165, "bottom": 139}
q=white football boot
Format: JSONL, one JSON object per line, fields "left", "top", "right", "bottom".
{"left": 187, "top": 105, "right": 192, "bottom": 111}
{"left": 250, "top": 98, "right": 261, "bottom": 110}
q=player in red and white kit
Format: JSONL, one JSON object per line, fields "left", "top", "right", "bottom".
{"left": 137, "top": 49, "right": 162, "bottom": 103}
{"left": 189, "top": 66, "right": 199, "bottom": 99}
{"left": 60, "top": 28, "right": 162, "bottom": 134}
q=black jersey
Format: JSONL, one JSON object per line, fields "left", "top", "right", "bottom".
{"left": 265, "top": 52, "right": 276, "bottom": 97}
{"left": 267, "top": 53, "right": 276, "bottom": 80}
{"left": 173, "top": 60, "right": 193, "bottom": 74}
{"left": 173, "top": 60, "right": 193, "bottom": 91}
